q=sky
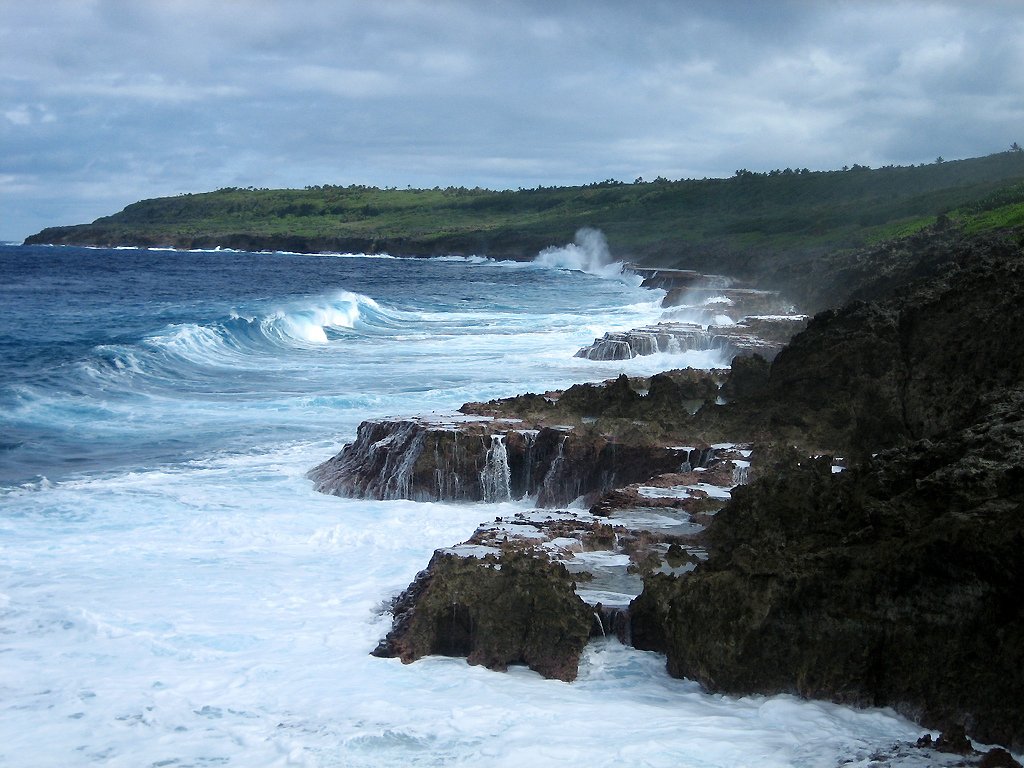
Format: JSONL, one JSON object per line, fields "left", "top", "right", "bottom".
{"left": 2, "top": 0, "right": 1023, "bottom": 241}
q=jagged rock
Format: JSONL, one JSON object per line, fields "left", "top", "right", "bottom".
{"left": 330, "top": 228, "right": 1024, "bottom": 752}
{"left": 308, "top": 413, "right": 689, "bottom": 507}
{"left": 574, "top": 317, "right": 807, "bottom": 363}
{"left": 373, "top": 547, "right": 593, "bottom": 681}
{"left": 576, "top": 266, "right": 805, "bottom": 363}
{"left": 461, "top": 371, "right": 722, "bottom": 424}
{"left": 718, "top": 354, "right": 770, "bottom": 401}
{"left": 574, "top": 322, "right": 780, "bottom": 362}
{"left": 864, "top": 733, "right": 1023, "bottom": 768}
{"left": 627, "top": 266, "right": 710, "bottom": 291}
{"left": 627, "top": 237, "right": 1024, "bottom": 752}
{"left": 631, "top": 390, "right": 1024, "bottom": 751}
{"left": 373, "top": 443, "right": 752, "bottom": 678}
{"left": 779, "top": 224, "right": 1024, "bottom": 313}
{"left": 695, "top": 241, "right": 1024, "bottom": 457}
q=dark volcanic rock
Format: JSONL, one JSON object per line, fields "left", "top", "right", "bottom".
{"left": 661, "top": 286, "right": 789, "bottom": 316}
{"left": 461, "top": 371, "right": 723, "bottom": 428}
{"left": 308, "top": 413, "right": 689, "bottom": 507}
{"left": 574, "top": 320, "right": 801, "bottom": 363}
{"left": 718, "top": 354, "right": 770, "bottom": 401}
{"left": 631, "top": 389, "right": 1024, "bottom": 751}
{"left": 373, "top": 547, "right": 593, "bottom": 681}
{"left": 779, "top": 224, "right": 1023, "bottom": 313}
{"left": 373, "top": 443, "right": 752, "bottom": 680}
{"left": 698, "top": 236, "right": 1024, "bottom": 456}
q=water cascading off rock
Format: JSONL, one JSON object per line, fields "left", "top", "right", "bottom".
{"left": 308, "top": 418, "right": 689, "bottom": 506}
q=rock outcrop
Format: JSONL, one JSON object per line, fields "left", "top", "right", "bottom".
{"left": 308, "top": 411, "right": 691, "bottom": 507}
{"left": 575, "top": 317, "right": 806, "bottom": 362}
{"left": 316, "top": 227, "right": 1024, "bottom": 752}
{"left": 630, "top": 237, "right": 1024, "bottom": 751}
{"left": 661, "top": 286, "right": 789, "bottom": 317}
{"left": 373, "top": 445, "right": 752, "bottom": 680}
{"left": 694, "top": 235, "right": 1024, "bottom": 457}
{"left": 632, "top": 392, "right": 1024, "bottom": 750}
{"left": 310, "top": 370, "right": 744, "bottom": 507}
{"left": 373, "top": 547, "right": 594, "bottom": 681}
{"left": 577, "top": 267, "right": 806, "bottom": 363}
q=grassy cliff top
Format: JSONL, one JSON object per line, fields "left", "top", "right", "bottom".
{"left": 26, "top": 151, "right": 1024, "bottom": 277}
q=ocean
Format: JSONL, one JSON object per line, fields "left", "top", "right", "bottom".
{"left": 1, "top": 241, "right": 928, "bottom": 766}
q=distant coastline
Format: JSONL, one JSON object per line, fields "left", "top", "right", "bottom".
{"left": 24, "top": 151, "right": 1024, "bottom": 291}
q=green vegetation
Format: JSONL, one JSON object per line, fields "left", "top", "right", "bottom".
{"left": 948, "top": 181, "right": 1024, "bottom": 233}
{"left": 26, "top": 151, "right": 1024, "bottom": 276}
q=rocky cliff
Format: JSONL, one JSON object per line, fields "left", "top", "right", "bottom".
{"left": 310, "top": 370, "right": 739, "bottom": 507}
{"left": 632, "top": 393, "right": 1024, "bottom": 750}
{"left": 313, "top": 227, "right": 1024, "bottom": 753}
{"left": 692, "top": 231, "right": 1024, "bottom": 458}
{"left": 631, "top": 232, "right": 1024, "bottom": 751}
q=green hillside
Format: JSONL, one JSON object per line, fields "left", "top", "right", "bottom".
{"left": 26, "top": 151, "right": 1024, "bottom": 279}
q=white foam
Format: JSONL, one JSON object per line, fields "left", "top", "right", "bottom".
{"left": 0, "top": 250, "right": 946, "bottom": 767}
{"left": 534, "top": 228, "right": 640, "bottom": 284}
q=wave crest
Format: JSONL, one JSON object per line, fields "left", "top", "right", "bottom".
{"left": 78, "top": 290, "right": 396, "bottom": 384}
{"left": 534, "top": 228, "right": 636, "bottom": 282}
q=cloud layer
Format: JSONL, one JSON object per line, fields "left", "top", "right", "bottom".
{"left": 3, "top": 0, "right": 1023, "bottom": 240}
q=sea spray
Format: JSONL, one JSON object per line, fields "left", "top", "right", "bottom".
{"left": 535, "top": 227, "right": 640, "bottom": 283}
{"left": 0, "top": 244, "right": 941, "bottom": 766}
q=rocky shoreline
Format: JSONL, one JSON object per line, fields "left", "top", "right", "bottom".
{"left": 575, "top": 268, "right": 807, "bottom": 362}
{"left": 310, "top": 227, "right": 1024, "bottom": 756}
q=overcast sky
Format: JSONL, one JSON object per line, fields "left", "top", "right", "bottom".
{"left": 2, "top": 0, "right": 1023, "bottom": 241}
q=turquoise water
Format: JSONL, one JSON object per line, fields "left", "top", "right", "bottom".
{"left": 0, "top": 243, "right": 927, "bottom": 766}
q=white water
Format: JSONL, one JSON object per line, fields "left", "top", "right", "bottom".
{"left": 534, "top": 227, "right": 638, "bottom": 282}
{"left": 0, "top": 245, "right": 937, "bottom": 766}
{"left": 0, "top": 444, "right": 931, "bottom": 767}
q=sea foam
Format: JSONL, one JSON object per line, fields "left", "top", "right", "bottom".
{"left": 534, "top": 227, "right": 641, "bottom": 284}
{"left": 0, "top": 245, "right": 954, "bottom": 766}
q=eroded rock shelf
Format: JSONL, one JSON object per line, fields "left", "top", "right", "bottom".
{"left": 312, "top": 238, "right": 1024, "bottom": 756}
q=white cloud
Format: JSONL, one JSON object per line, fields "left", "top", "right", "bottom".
{"left": 2, "top": 0, "right": 1023, "bottom": 240}
{"left": 4, "top": 107, "right": 33, "bottom": 126}
{"left": 3, "top": 104, "right": 57, "bottom": 126}
{"left": 50, "top": 75, "right": 244, "bottom": 103}
{"left": 285, "top": 65, "right": 399, "bottom": 98}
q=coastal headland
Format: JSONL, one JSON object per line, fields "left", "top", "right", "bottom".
{"left": 313, "top": 221, "right": 1024, "bottom": 758}
{"left": 24, "top": 149, "right": 1024, "bottom": 761}
{"left": 25, "top": 151, "right": 1024, "bottom": 310}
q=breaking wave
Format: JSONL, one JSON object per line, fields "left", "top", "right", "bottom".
{"left": 534, "top": 228, "right": 639, "bottom": 283}
{"left": 78, "top": 290, "right": 401, "bottom": 384}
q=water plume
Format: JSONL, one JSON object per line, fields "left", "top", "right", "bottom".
{"left": 534, "top": 228, "right": 637, "bottom": 282}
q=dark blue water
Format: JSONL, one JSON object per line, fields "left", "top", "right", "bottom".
{"left": 0, "top": 245, "right": 665, "bottom": 486}
{"left": 0, "top": 243, "right": 930, "bottom": 767}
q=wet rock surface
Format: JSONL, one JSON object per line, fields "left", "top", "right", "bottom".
{"left": 627, "top": 241, "right": 1024, "bottom": 750}
{"left": 373, "top": 445, "right": 752, "bottom": 679}
{"left": 632, "top": 399, "right": 1024, "bottom": 751}
{"left": 308, "top": 414, "right": 692, "bottom": 507}
{"left": 694, "top": 235, "right": 1024, "bottom": 457}
{"left": 310, "top": 371, "right": 731, "bottom": 506}
{"left": 844, "top": 727, "right": 1023, "bottom": 768}
{"left": 372, "top": 547, "right": 593, "bottom": 681}
{"left": 317, "top": 228, "right": 1024, "bottom": 753}
{"left": 577, "top": 268, "right": 807, "bottom": 363}
{"left": 574, "top": 318, "right": 806, "bottom": 362}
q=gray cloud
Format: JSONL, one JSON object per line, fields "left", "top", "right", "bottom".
{"left": 2, "top": 0, "right": 1022, "bottom": 240}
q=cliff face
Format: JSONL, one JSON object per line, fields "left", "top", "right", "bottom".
{"left": 307, "top": 226, "right": 1024, "bottom": 751}
{"left": 308, "top": 416, "right": 691, "bottom": 507}
{"left": 372, "top": 548, "right": 593, "bottom": 682}
{"left": 632, "top": 396, "right": 1024, "bottom": 749}
{"left": 697, "top": 232, "right": 1024, "bottom": 457}
{"left": 632, "top": 237, "right": 1024, "bottom": 751}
